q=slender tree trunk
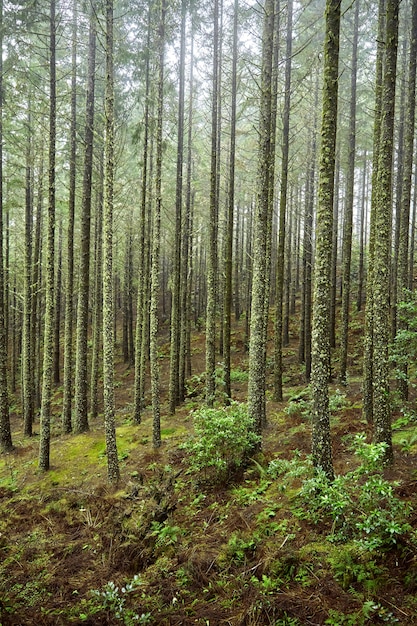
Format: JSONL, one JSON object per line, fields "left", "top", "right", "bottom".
{"left": 103, "top": 0, "right": 120, "bottom": 485}
{"left": 395, "top": 0, "right": 417, "bottom": 400}
{"left": 248, "top": 0, "right": 275, "bottom": 434}
{"left": 133, "top": 4, "right": 152, "bottom": 424}
{"left": 169, "top": 0, "right": 186, "bottom": 414}
{"left": 179, "top": 23, "right": 195, "bottom": 400}
{"left": 62, "top": 0, "right": 77, "bottom": 434}
{"left": 372, "top": 0, "right": 399, "bottom": 463}
{"left": 23, "top": 108, "right": 34, "bottom": 437}
{"left": 357, "top": 151, "right": 367, "bottom": 312}
{"left": 363, "top": 0, "right": 385, "bottom": 424}
{"left": 273, "top": 0, "right": 292, "bottom": 402}
{"left": 39, "top": 0, "right": 56, "bottom": 470}
{"left": 206, "top": 0, "right": 220, "bottom": 407}
{"left": 90, "top": 158, "right": 104, "bottom": 420}
{"left": 339, "top": 0, "right": 359, "bottom": 385}
{"left": 149, "top": 0, "right": 166, "bottom": 448}
{"left": 409, "top": 167, "right": 417, "bottom": 290}
{"left": 391, "top": 36, "right": 407, "bottom": 340}
{"left": 311, "top": 0, "right": 341, "bottom": 480}
{"left": 53, "top": 219, "right": 62, "bottom": 383}
{"left": 224, "top": 0, "right": 238, "bottom": 402}
{"left": 74, "top": 5, "right": 96, "bottom": 433}
{"left": 0, "top": 0, "right": 11, "bottom": 452}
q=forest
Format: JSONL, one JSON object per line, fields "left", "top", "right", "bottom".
{"left": 2, "top": 0, "right": 417, "bottom": 623}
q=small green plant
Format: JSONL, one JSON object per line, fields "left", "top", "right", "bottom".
{"left": 284, "top": 389, "right": 312, "bottom": 418}
{"left": 221, "top": 531, "right": 259, "bottom": 564}
{"left": 88, "top": 575, "right": 151, "bottom": 624}
{"left": 184, "top": 401, "right": 260, "bottom": 482}
{"left": 328, "top": 388, "right": 348, "bottom": 412}
{"left": 149, "top": 521, "right": 182, "bottom": 547}
{"left": 298, "top": 434, "right": 412, "bottom": 550}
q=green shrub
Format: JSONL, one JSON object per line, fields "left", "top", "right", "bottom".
{"left": 184, "top": 401, "right": 260, "bottom": 483}
{"left": 298, "top": 433, "right": 412, "bottom": 551}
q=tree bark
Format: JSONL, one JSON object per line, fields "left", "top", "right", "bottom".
{"left": 311, "top": 0, "right": 342, "bottom": 480}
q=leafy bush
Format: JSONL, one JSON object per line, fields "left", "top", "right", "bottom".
{"left": 298, "top": 433, "right": 412, "bottom": 551}
{"left": 184, "top": 402, "right": 260, "bottom": 483}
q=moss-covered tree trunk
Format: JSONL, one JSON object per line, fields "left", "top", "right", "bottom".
{"left": 371, "top": 0, "right": 399, "bottom": 463}
{"left": 373, "top": 0, "right": 399, "bottom": 463}
{"left": 248, "top": 0, "right": 275, "bottom": 434}
{"left": 206, "top": 0, "right": 220, "bottom": 407}
{"left": 62, "top": 0, "right": 77, "bottom": 434}
{"left": 363, "top": 0, "right": 385, "bottom": 424}
{"left": 102, "top": 0, "right": 120, "bottom": 485}
{"left": 311, "top": 0, "right": 341, "bottom": 480}
{"left": 224, "top": 0, "right": 238, "bottom": 403}
{"left": 74, "top": 4, "right": 96, "bottom": 434}
{"left": 273, "top": 0, "right": 292, "bottom": 403}
{"left": 339, "top": 0, "right": 359, "bottom": 385}
{"left": 396, "top": 0, "right": 417, "bottom": 401}
{"left": 356, "top": 151, "right": 367, "bottom": 313}
{"left": 133, "top": 3, "right": 152, "bottom": 425}
{"left": 23, "top": 108, "right": 34, "bottom": 437}
{"left": 0, "top": 0, "right": 12, "bottom": 453}
{"left": 39, "top": 0, "right": 56, "bottom": 471}
{"left": 149, "top": 0, "right": 166, "bottom": 448}
{"left": 90, "top": 157, "right": 104, "bottom": 420}
{"left": 169, "top": 0, "right": 186, "bottom": 415}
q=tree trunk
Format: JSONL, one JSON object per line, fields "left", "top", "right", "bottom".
{"left": 39, "top": 0, "right": 56, "bottom": 471}
{"left": 339, "top": 0, "right": 359, "bottom": 385}
{"left": 74, "top": 4, "right": 96, "bottom": 433}
{"left": 149, "top": 0, "right": 167, "bottom": 448}
{"left": 363, "top": 0, "right": 385, "bottom": 424}
{"left": 103, "top": 0, "right": 120, "bottom": 485}
{"left": 0, "top": 0, "right": 12, "bottom": 453}
{"left": 169, "top": 0, "right": 186, "bottom": 414}
{"left": 311, "top": 0, "right": 342, "bottom": 480}
{"left": 372, "top": 0, "right": 399, "bottom": 464}
{"left": 273, "top": 0, "right": 292, "bottom": 402}
{"left": 62, "top": 0, "right": 77, "bottom": 434}
{"left": 206, "top": 0, "right": 220, "bottom": 407}
{"left": 395, "top": 0, "right": 417, "bottom": 400}
{"left": 248, "top": 0, "right": 276, "bottom": 434}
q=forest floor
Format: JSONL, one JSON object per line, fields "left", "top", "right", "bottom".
{"left": 2, "top": 311, "right": 417, "bottom": 625}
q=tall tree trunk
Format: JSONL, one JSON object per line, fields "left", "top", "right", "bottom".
{"left": 23, "top": 108, "right": 34, "bottom": 437}
{"left": 0, "top": 0, "right": 11, "bottom": 452}
{"left": 273, "top": 0, "right": 293, "bottom": 402}
{"left": 39, "top": 0, "right": 56, "bottom": 470}
{"left": 248, "top": 0, "right": 276, "bottom": 434}
{"left": 53, "top": 218, "right": 62, "bottom": 383}
{"left": 133, "top": 4, "right": 152, "bottom": 424}
{"left": 179, "top": 22, "right": 195, "bottom": 399}
{"left": 395, "top": 0, "right": 417, "bottom": 400}
{"left": 224, "top": 0, "right": 239, "bottom": 402}
{"left": 372, "top": 0, "right": 399, "bottom": 463}
{"left": 391, "top": 36, "right": 407, "bottom": 339}
{"left": 62, "top": 0, "right": 77, "bottom": 434}
{"left": 311, "top": 0, "right": 341, "bottom": 480}
{"left": 103, "top": 0, "right": 120, "bottom": 485}
{"left": 339, "top": 0, "right": 359, "bottom": 385}
{"left": 357, "top": 151, "right": 367, "bottom": 312}
{"left": 169, "top": 0, "right": 186, "bottom": 414}
{"left": 363, "top": 0, "right": 386, "bottom": 424}
{"left": 409, "top": 167, "right": 417, "bottom": 290}
{"left": 206, "top": 0, "right": 220, "bottom": 407}
{"left": 74, "top": 5, "right": 96, "bottom": 433}
{"left": 149, "top": 0, "right": 166, "bottom": 448}
{"left": 90, "top": 157, "right": 104, "bottom": 420}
